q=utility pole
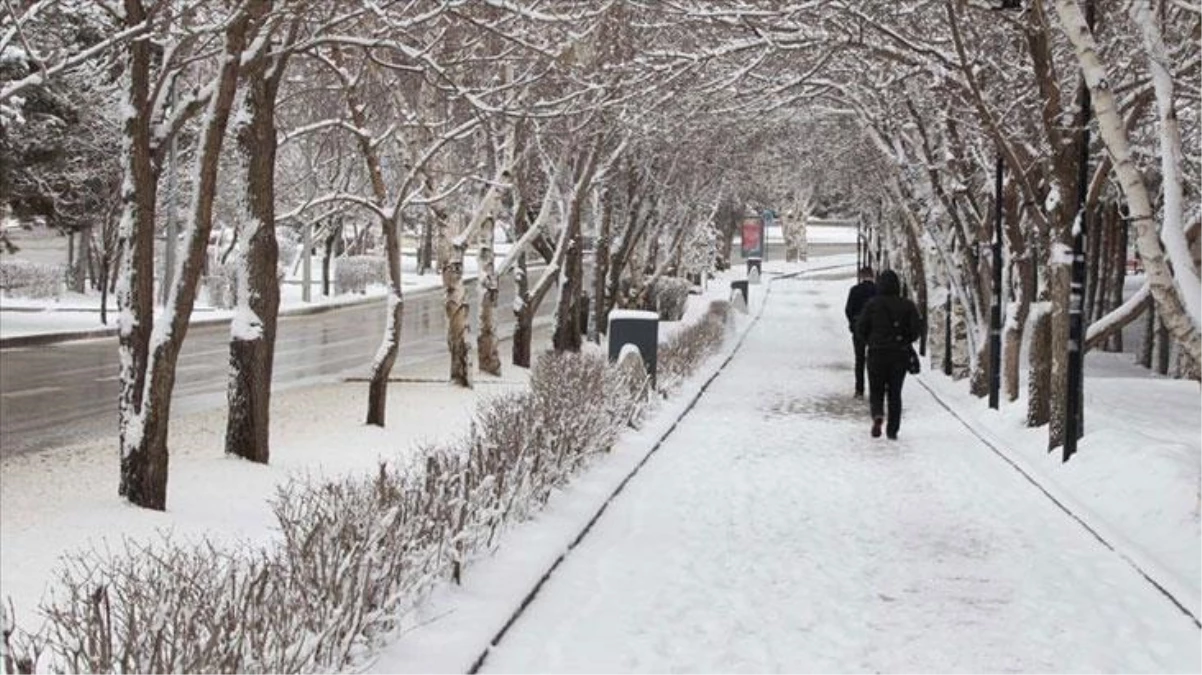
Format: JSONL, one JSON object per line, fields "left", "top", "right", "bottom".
{"left": 1064, "top": 0, "right": 1094, "bottom": 462}
{"left": 989, "top": 155, "right": 1004, "bottom": 409}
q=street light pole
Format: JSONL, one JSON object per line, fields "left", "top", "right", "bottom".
{"left": 989, "top": 155, "right": 1004, "bottom": 409}
{"left": 1064, "top": 0, "right": 1094, "bottom": 463}
{"left": 944, "top": 290, "right": 953, "bottom": 376}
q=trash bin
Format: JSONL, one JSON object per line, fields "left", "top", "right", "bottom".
{"left": 746, "top": 256, "right": 762, "bottom": 284}
{"left": 730, "top": 279, "right": 749, "bottom": 311}
{"left": 608, "top": 309, "right": 659, "bottom": 389}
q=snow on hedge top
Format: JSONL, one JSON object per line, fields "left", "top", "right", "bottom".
{"left": 608, "top": 309, "right": 659, "bottom": 324}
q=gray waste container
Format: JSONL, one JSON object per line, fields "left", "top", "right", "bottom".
{"left": 608, "top": 309, "right": 659, "bottom": 389}
{"left": 730, "top": 280, "right": 749, "bottom": 311}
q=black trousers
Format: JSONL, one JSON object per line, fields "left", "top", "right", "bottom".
{"left": 852, "top": 335, "right": 867, "bottom": 394}
{"left": 868, "top": 350, "right": 908, "bottom": 436}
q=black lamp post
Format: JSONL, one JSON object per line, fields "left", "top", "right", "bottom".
{"left": 943, "top": 290, "right": 953, "bottom": 376}
{"left": 989, "top": 155, "right": 1004, "bottom": 409}
{"left": 985, "top": 0, "right": 1024, "bottom": 408}
{"left": 1064, "top": 0, "right": 1094, "bottom": 463}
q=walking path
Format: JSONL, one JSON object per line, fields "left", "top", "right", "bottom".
{"left": 477, "top": 274, "right": 1201, "bottom": 673}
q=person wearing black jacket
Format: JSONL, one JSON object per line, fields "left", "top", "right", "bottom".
{"left": 843, "top": 266, "right": 876, "bottom": 397}
{"left": 855, "top": 269, "right": 921, "bottom": 440}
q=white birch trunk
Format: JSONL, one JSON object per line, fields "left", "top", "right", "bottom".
{"left": 1054, "top": 0, "right": 1201, "bottom": 365}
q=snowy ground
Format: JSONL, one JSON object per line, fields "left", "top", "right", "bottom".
{"left": 0, "top": 325, "right": 538, "bottom": 627}
{"left": 373, "top": 263, "right": 1200, "bottom": 674}
{"left": 0, "top": 261, "right": 752, "bottom": 642}
{"left": 2, "top": 250, "right": 1197, "bottom": 673}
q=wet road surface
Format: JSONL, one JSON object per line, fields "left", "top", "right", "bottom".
{"left": 0, "top": 274, "right": 554, "bottom": 456}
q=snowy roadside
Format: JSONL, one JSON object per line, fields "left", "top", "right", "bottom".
{"left": 918, "top": 364, "right": 1201, "bottom": 619}
{"left": 0, "top": 277, "right": 433, "bottom": 341}
{"left": 0, "top": 249, "right": 510, "bottom": 341}
{"left": 0, "top": 258, "right": 809, "bottom": 650}
{"left": 365, "top": 256, "right": 852, "bottom": 673}
{"left": 0, "top": 326, "right": 533, "bottom": 627}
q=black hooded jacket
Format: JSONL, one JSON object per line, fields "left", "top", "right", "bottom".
{"left": 844, "top": 279, "right": 876, "bottom": 333}
{"left": 855, "top": 270, "right": 921, "bottom": 354}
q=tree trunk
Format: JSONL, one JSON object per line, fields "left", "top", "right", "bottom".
{"left": 513, "top": 303, "right": 534, "bottom": 369}
{"left": 1139, "top": 301, "right": 1156, "bottom": 368}
{"left": 419, "top": 215, "right": 434, "bottom": 275}
{"left": 321, "top": 231, "right": 334, "bottom": 297}
{"left": 226, "top": 34, "right": 285, "bottom": 465}
{"left": 477, "top": 216, "right": 501, "bottom": 376}
{"left": 1085, "top": 204, "right": 1103, "bottom": 323}
{"left": 1027, "top": 303, "right": 1053, "bottom": 427}
{"left": 510, "top": 187, "right": 535, "bottom": 368}
{"left": 552, "top": 230, "right": 583, "bottom": 352}
{"left": 1003, "top": 253, "right": 1033, "bottom": 402}
{"left": 593, "top": 189, "right": 612, "bottom": 340}
{"left": 1003, "top": 182, "right": 1032, "bottom": 403}
{"left": 1047, "top": 258, "right": 1071, "bottom": 450}
{"left": 1056, "top": 0, "right": 1201, "bottom": 364}
{"left": 1107, "top": 212, "right": 1128, "bottom": 352}
{"left": 120, "top": 2, "right": 254, "bottom": 509}
{"left": 969, "top": 339, "right": 990, "bottom": 398}
{"left": 116, "top": 0, "right": 158, "bottom": 507}
{"left": 1156, "top": 317, "right": 1171, "bottom": 375}
{"left": 443, "top": 214, "right": 472, "bottom": 387}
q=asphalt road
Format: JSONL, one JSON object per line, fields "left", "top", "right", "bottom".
{"left": 0, "top": 273, "right": 557, "bottom": 457}
{"left": 0, "top": 239, "right": 848, "bottom": 458}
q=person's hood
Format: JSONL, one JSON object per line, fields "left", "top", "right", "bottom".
{"left": 877, "top": 270, "right": 901, "bottom": 296}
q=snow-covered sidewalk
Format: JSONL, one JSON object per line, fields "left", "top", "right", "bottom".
{"left": 474, "top": 275, "right": 1200, "bottom": 673}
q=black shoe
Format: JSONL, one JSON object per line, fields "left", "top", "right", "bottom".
{"left": 886, "top": 432, "right": 898, "bottom": 440}
{"left": 853, "top": 391, "right": 864, "bottom": 399}
{"left": 871, "top": 417, "right": 883, "bottom": 438}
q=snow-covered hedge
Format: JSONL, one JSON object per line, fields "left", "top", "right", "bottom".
{"left": 654, "top": 277, "right": 691, "bottom": 321}
{"left": 201, "top": 263, "right": 238, "bottom": 309}
{"left": 0, "top": 260, "right": 64, "bottom": 299}
{"left": 3, "top": 302, "right": 732, "bottom": 674}
{"left": 658, "top": 300, "right": 732, "bottom": 391}
{"left": 334, "top": 256, "right": 388, "bottom": 295}
{"left": 202, "top": 262, "right": 286, "bottom": 309}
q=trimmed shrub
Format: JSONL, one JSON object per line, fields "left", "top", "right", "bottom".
{"left": 0, "top": 260, "right": 64, "bottom": 299}
{"left": 202, "top": 263, "right": 238, "bottom": 309}
{"left": 658, "top": 300, "right": 731, "bottom": 391}
{"left": 334, "top": 256, "right": 388, "bottom": 295}
{"left": 653, "top": 277, "right": 691, "bottom": 321}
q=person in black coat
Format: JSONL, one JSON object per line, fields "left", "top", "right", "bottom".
{"left": 855, "top": 269, "right": 921, "bottom": 440}
{"left": 843, "top": 266, "right": 876, "bottom": 397}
